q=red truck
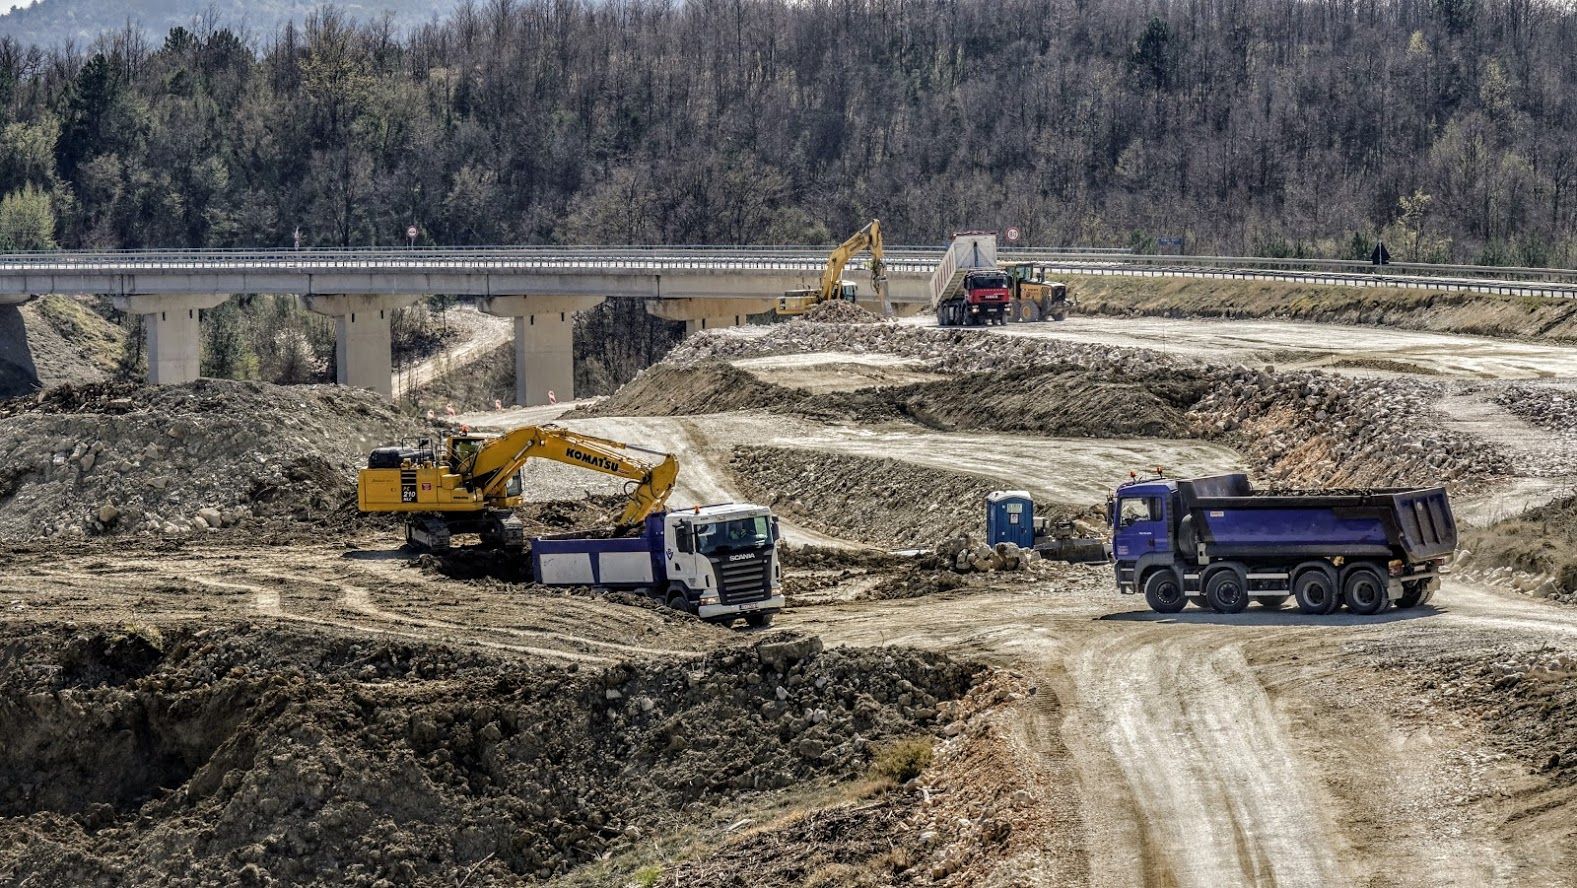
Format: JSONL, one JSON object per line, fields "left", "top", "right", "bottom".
{"left": 931, "top": 233, "right": 1012, "bottom": 326}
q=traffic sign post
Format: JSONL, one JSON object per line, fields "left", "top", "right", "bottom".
{"left": 1371, "top": 241, "right": 1391, "bottom": 266}
{"left": 1004, "top": 226, "right": 1022, "bottom": 244}
{"left": 406, "top": 225, "right": 419, "bottom": 248}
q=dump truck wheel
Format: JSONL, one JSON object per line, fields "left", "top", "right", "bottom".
{"left": 1188, "top": 595, "right": 1212, "bottom": 610}
{"left": 1204, "top": 565, "right": 1250, "bottom": 613}
{"left": 1396, "top": 580, "right": 1428, "bottom": 608}
{"left": 1343, "top": 565, "right": 1390, "bottom": 616}
{"left": 745, "top": 612, "right": 774, "bottom": 628}
{"left": 1254, "top": 595, "right": 1289, "bottom": 610}
{"left": 1143, "top": 569, "right": 1186, "bottom": 613}
{"left": 665, "top": 592, "right": 693, "bottom": 615}
{"left": 1293, "top": 567, "right": 1340, "bottom": 615}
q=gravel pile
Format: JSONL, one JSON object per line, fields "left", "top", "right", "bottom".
{"left": 0, "top": 622, "right": 980, "bottom": 886}
{"left": 0, "top": 380, "right": 420, "bottom": 540}
{"left": 1189, "top": 367, "right": 1509, "bottom": 489}
{"left": 666, "top": 324, "right": 1507, "bottom": 490}
{"left": 668, "top": 321, "right": 1177, "bottom": 377}
{"left": 796, "top": 300, "right": 886, "bottom": 324}
{"left": 1495, "top": 384, "right": 1577, "bottom": 438}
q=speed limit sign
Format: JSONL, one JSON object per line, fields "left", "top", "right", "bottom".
{"left": 1005, "top": 226, "right": 1022, "bottom": 243}
{"left": 406, "top": 225, "right": 419, "bottom": 240}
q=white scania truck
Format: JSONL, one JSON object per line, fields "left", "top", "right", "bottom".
{"left": 530, "top": 503, "right": 784, "bottom": 627}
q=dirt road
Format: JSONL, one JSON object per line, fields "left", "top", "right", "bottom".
{"left": 392, "top": 305, "right": 515, "bottom": 398}
{"left": 952, "top": 315, "right": 1577, "bottom": 379}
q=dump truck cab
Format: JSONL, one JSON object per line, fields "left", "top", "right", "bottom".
{"left": 1110, "top": 479, "right": 1178, "bottom": 592}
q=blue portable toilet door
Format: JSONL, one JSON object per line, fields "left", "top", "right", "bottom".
{"left": 986, "top": 491, "right": 1036, "bottom": 549}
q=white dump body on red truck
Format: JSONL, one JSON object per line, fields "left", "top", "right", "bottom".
{"left": 930, "top": 233, "right": 1012, "bottom": 325}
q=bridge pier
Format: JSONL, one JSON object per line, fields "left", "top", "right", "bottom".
{"left": 112, "top": 293, "right": 230, "bottom": 385}
{"left": 304, "top": 294, "right": 422, "bottom": 397}
{"left": 480, "top": 295, "right": 605, "bottom": 406}
{"left": 645, "top": 298, "right": 775, "bottom": 335}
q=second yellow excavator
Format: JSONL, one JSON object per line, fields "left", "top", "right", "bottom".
{"left": 776, "top": 218, "right": 888, "bottom": 317}
{"left": 357, "top": 425, "right": 679, "bottom": 551}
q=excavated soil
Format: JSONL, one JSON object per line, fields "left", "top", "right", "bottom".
{"left": 729, "top": 446, "right": 999, "bottom": 547}
{"left": 0, "top": 380, "right": 420, "bottom": 540}
{"left": 795, "top": 301, "right": 886, "bottom": 324}
{"left": 0, "top": 296, "right": 126, "bottom": 398}
{"left": 0, "top": 622, "right": 980, "bottom": 887}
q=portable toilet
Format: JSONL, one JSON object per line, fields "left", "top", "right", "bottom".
{"left": 985, "top": 490, "right": 1035, "bottom": 549}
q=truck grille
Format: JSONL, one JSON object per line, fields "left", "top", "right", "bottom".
{"left": 713, "top": 553, "right": 772, "bottom": 605}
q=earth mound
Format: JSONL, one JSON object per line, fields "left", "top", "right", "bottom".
{"left": 0, "top": 622, "right": 979, "bottom": 886}
{"left": 0, "top": 379, "right": 420, "bottom": 540}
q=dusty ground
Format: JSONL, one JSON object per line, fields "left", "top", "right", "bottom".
{"left": 5, "top": 309, "right": 1577, "bottom": 886}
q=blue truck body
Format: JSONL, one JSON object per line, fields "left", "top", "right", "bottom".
{"left": 1112, "top": 473, "right": 1455, "bottom": 615}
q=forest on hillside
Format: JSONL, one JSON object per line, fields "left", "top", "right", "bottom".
{"left": 0, "top": 0, "right": 1570, "bottom": 265}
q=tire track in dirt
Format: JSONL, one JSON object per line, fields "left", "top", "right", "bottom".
{"left": 1071, "top": 628, "right": 1346, "bottom": 888}
{"left": 244, "top": 567, "right": 704, "bottom": 658}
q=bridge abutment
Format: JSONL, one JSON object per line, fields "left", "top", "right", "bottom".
{"left": 479, "top": 295, "right": 605, "bottom": 406}
{"left": 112, "top": 294, "right": 230, "bottom": 385}
{"left": 304, "top": 294, "right": 422, "bottom": 397}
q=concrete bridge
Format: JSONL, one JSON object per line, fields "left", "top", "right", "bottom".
{"left": 3, "top": 245, "right": 1574, "bottom": 405}
{"left": 0, "top": 246, "right": 956, "bottom": 403}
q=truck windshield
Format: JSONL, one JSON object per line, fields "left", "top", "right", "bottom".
{"left": 696, "top": 516, "right": 773, "bottom": 554}
{"left": 969, "top": 273, "right": 1009, "bottom": 289}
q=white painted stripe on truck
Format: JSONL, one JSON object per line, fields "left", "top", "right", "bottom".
{"left": 538, "top": 552, "right": 595, "bottom": 585}
{"left": 598, "top": 552, "right": 655, "bottom": 585}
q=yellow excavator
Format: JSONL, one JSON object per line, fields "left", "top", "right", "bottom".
{"left": 357, "top": 425, "right": 679, "bottom": 551}
{"left": 776, "top": 218, "right": 888, "bottom": 316}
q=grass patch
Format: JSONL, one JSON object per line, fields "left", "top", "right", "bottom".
{"left": 867, "top": 737, "right": 934, "bottom": 786}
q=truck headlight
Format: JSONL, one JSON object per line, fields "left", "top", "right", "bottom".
{"left": 700, "top": 593, "right": 719, "bottom": 606}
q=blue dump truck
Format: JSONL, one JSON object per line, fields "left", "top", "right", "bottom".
{"left": 1111, "top": 473, "right": 1456, "bottom": 615}
{"left": 530, "top": 503, "right": 785, "bottom": 627}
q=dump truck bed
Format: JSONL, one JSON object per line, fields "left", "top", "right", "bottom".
{"left": 1177, "top": 474, "right": 1456, "bottom": 564}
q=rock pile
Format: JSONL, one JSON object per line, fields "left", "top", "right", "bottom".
{"left": 0, "top": 380, "right": 419, "bottom": 540}
{"left": 666, "top": 322, "right": 1507, "bottom": 489}
{"left": 729, "top": 445, "right": 994, "bottom": 547}
{"left": 1496, "top": 384, "right": 1577, "bottom": 438}
{"left": 667, "top": 318, "right": 1177, "bottom": 377}
{"left": 935, "top": 534, "right": 1038, "bottom": 572}
{"left": 0, "top": 622, "right": 980, "bottom": 886}
{"left": 1189, "top": 366, "right": 1509, "bottom": 489}
{"left": 796, "top": 300, "right": 886, "bottom": 324}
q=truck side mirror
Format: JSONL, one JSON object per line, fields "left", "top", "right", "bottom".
{"left": 771, "top": 517, "right": 781, "bottom": 542}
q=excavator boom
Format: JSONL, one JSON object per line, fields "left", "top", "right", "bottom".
{"left": 777, "top": 219, "right": 887, "bottom": 316}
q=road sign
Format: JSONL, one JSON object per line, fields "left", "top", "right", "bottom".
{"left": 1004, "top": 227, "right": 1021, "bottom": 243}
{"left": 406, "top": 225, "right": 419, "bottom": 240}
{"left": 1158, "top": 236, "right": 1183, "bottom": 248}
{"left": 1371, "top": 241, "right": 1391, "bottom": 265}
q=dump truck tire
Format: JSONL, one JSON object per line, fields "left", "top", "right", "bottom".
{"left": 1343, "top": 565, "right": 1390, "bottom": 616}
{"left": 1188, "top": 596, "right": 1212, "bottom": 611}
{"left": 1293, "top": 566, "right": 1341, "bottom": 615}
{"left": 746, "top": 612, "right": 774, "bottom": 629}
{"left": 1204, "top": 564, "right": 1251, "bottom": 613}
{"left": 1254, "top": 595, "right": 1289, "bottom": 609}
{"left": 1143, "top": 568, "right": 1186, "bottom": 613}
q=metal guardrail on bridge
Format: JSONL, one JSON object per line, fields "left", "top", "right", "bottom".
{"left": 0, "top": 245, "right": 1573, "bottom": 298}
